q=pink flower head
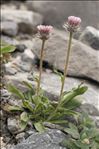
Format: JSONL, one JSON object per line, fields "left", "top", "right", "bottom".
{"left": 37, "top": 25, "right": 53, "bottom": 40}
{"left": 63, "top": 16, "right": 81, "bottom": 32}
{"left": 68, "top": 16, "right": 81, "bottom": 26}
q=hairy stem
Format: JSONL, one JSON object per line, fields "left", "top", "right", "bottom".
{"left": 59, "top": 31, "right": 73, "bottom": 100}
{"left": 36, "top": 39, "right": 46, "bottom": 95}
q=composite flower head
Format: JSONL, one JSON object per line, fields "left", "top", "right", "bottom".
{"left": 63, "top": 16, "right": 81, "bottom": 32}
{"left": 37, "top": 25, "right": 53, "bottom": 40}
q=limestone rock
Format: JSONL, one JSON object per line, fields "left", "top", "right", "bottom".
{"left": 26, "top": 1, "right": 99, "bottom": 29}
{"left": 13, "top": 129, "right": 66, "bottom": 149}
{"left": 79, "top": 26, "right": 99, "bottom": 50}
{"left": 1, "top": 21, "right": 18, "bottom": 37}
{"left": 1, "top": 9, "right": 43, "bottom": 34}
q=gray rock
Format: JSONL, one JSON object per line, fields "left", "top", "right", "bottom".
{"left": 1, "top": 9, "right": 43, "bottom": 34}
{"left": 19, "top": 62, "right": 32, "bottom": 72}
{"left": 14, "top": 49, "right": 35, "bottom": 72}
{"left": 79, "top": 104, "right": 99, "bottom": 116}
{"left": 33, "top": 30, "right": 99, "bottom": 83}
{"left": 26, "top": 1, "right": 99, "bottom": 29}
{"left": 19, "top": 39, "right": 34, "bottom": 50}
{"left": 21, "top": 49, "right": 35, "bottom": 63}
{"left": 93, "top": 116, "right": 99, "bottom": 128}
{"left": 7, "top": 118, "right": 20, "bottom": 132}
{"left": 5, "top": 63, "right": 18, "bottom": 75}
{"left": 79, "top": 26, "right": 99, "bottom": 50}
{"left": 16, "top": 133, "right": 26, "bottom": 143}
{"left": 16, "top": 44, "right": 27, "bottom": 52}
{"left": 1, "top": 35, "right": 19, "bottom": 46}
{"left": 0, "top": 89, "right": 11, "bottom": 104}
{"left": 13, "top": 129, "right": 66, "bottom": 149}
{"left": 1, "top": 21, "right": 18, "bottom": 37}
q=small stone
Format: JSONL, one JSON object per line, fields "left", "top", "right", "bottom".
{"left": 1, "top": 21, "right": 18, "bottom": 37}
{"left": 16, "top": 133, "right": 26, "bottom": 143}
{"left": 16, "top": 44, "right": 27, "bottom": 53}
{"left": 19, "top": 39, "right": 34, "bottom": 50}
{"left": 21, "top": 49, "right": 35, "bottom": 62}
{"left": 90, "top": 116, "right": 99, "bottom": 128}
{"left": 7, "top": 118, "right": 20, "bottom": 132}
{"left": 5, "top": 63, "right": 18, "bottom": 75}
{"left": 0, "top": 89, "right": 11, "bottom": 104}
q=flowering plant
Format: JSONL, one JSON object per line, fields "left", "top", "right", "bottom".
{"left": 8, "top": 17, "right": 88, "bottom": 133}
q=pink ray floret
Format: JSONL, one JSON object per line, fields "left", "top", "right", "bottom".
{"left": 37, "top": 25, "right": 53, "bottom": 34}
{"left": 68, "top": 16, "right": 81, "bottom": 26}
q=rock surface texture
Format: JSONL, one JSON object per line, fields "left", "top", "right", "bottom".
{"left": 12, "top": 129, "right": 66, "bottom": 149}
{"left": 79, "top": 26, "right": 99, "bottom": 50}
{"left": 1, "top": 9, "right": 43, "bottom": 34}
{"left": 26, "top": 1, "right": 99, "bottom": 29}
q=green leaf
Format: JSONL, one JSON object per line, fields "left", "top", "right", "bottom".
{"left": 60, "top": 138, "right": 79, "bottom": 149}
{"left": 34, "top": 122, "right": 45, "bottom": 132}
{"left": 22, "top": 81, "right": 34, "bottom": 91}
{"left": 49, "top": 120, "right": 68, "bottom": 125}
{"left": 23, "top": 100, "right": 34, "bottom": 113}
{"left": 8, "top": 105, "right": 23, "bottom": 112}
{"left": 8, "top": 84, "right": 24, "bottom": 99}
{"left": 64, "top": 123, "right": 80, "bottom": 139}
{"left": 63, "top": 97, "right": 82, "bottom": 109}
{"left": 61, "top": 85, "right": 88, "bottom": 106}
{"left": 20, "top": 120, "right": 28, "bottom": 130}
{"left": 58, "top": 107, "right": 79, "bottom": 116}
{"left": 1, "top": 45, "right": 16, "bottom": 54}
{"left": 20, "top": 112, "right": 29, "bottom": 122}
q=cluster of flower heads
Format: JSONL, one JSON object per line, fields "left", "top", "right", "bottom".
{"left": 37, "top": 16, "right": 81, "bottom": 39}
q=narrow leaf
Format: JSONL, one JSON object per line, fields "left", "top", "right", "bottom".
{"left": 34, "top": 122, "right": 45, "bottom": 132}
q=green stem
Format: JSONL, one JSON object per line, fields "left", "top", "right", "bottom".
{"left": 47, "top": 31, "right": 73, "bottom": 121}
{"left": 36, "top": 39, "right": 46, "bottom": 95}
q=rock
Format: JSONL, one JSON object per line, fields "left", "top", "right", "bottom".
{"left": 1, "top": 9, "right": 43, "bottom": 34}
{"left": 13, "top": 49, "right": 35, "bottom": 72}
{"left": 33, "top": 30, "right": 99, "bottom": 83}
{"left": 1, "top": 35, "right": 19, "bottom": 46}
{"left": 1, "top": 21, "right": 18, "bottom": 37}
{"left": 93, "top": 116, "right": 99, "bottom": 128}
{"left": 5, "top": 62, "right": 18, "bottom": 75}
{"left": 16, "top": 133, "right": 26, "bottom": 143}
{"left": 7, "top": 117, "right": 20, "bottom": 132}
{"left": 79, "top": 26, "right": 99, "bottom": 50}
{"left": 16, "top": 44, "right": 27, "bottom": 53}
{"left": 79, "top": 104, "right": 99, "bottom": 116}
{"left": 21, "top": 49, "right": 35, "bottom": 63}
{"left": 0, "top": 89, "right": 11, "bottom": 104}
{"left": 26, "top": 1, "right": 99, "bottom": 29}
{"left": 13, "top": 129, "right": 66, "bottom": 149}
{"left": 19, "top": 39, "right": 34, "bottom": 50}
